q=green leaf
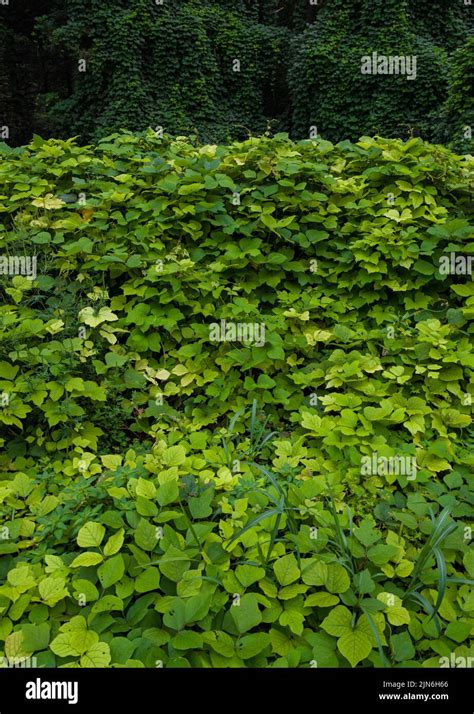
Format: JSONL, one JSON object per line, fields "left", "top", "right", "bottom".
{"left": 305, "top": 592, "right": 340, "bottom": 607}
{"left": 337, "top": 629, "right": 373, "bottom": 667}
{"left": 77, "top": 522, "right": 106, "bottom": 549}
{"left": 188, "top": 488, "right": 214, "bottom": 519}
{"left": 163, "top": 600, "right": 186, "bottom": 631}
{"left": 51, "top": 630, "right": 98, "bottom": 657}
{"left": 80, "top": 642, "right": 111, "bottom": 667}
{"left": 445, "top": 621, "right": 472, "bottom": 643}
{"left": 157, "top": 480, "right": 179, "bottom": 506}
{"left": 134, "top": 519, "right": 159, "bottom": 551}
{"left": 79, "top": 306, "right": 118, "bottom": 327}
{"left": 184, "top": 593, "right": 212, "bottom": 624}
{"left": 391, "top": 631, "right": 415, "bottom": 662}
{"left": 103, "top": 528, "right": 124, "bottom": 557}
{"left": 325, "top": 564, "right": 350, "bottom": 594}
{"left": 71, "top": 552, "right": 104, "bottom": 568}
{"left": 136, "top": 478, "right": 156, "bottom": 499}
{"left": 367, "top": 544, "right": 399, "bottom": 565}
{"left": 230, "top": 594, "right": 262, "bottom": 634}
{"left": 279, "top": 609, "right": 305, "bottom": 635}
{"left": 38, "top": 577, "right": 69, "bottom": 606}
{"left": 273, "top": 554, "right": 300, "bottom": 586}
{"left": 0, "top": 361, "right": 19, "bottom": 380}
{"left": 4, "top": 632, "right": 32, "bottom": 660}
{"left": 353, "top": 519, "right": 380, "bottom": 547}
{"left": 135, "top": 567, "right": 161, "bottom": 593}
{"left": 236, "top": 565, "right": 266, "bottom": 588}
{"left": 158, "top": 546, "right": 191, "bottom": 582}
{"left": 387, "top": 607, "right": 411, "bottom": 626}
{"left": 91, "top": 595, "right": 123, "bottom": 614}
{"left": 321, "top": 606, "right": 353, "bottom": 637}
{"left": 172, "top": 630, "right": 203, "bottom": 650}
{"left": 204, "top": 631, "right": 234, "bottom": 658}
{"left": 162, "top": 445, "right": 186, "bottom": 466}
{"left": 236, "top": 633, "right": 270, "bottom": 659}
{"left": 97, "top": 554, "right": 125, "bottom": 589}
{"left": 301, "top": 559, "right": 327, "bottom": 586}
{"left": 20, "top": 623, "right": 50, "bottom": 652}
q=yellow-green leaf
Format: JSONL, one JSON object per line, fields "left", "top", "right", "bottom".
{"left": 77, "top": 522, "right": 106, "bottom": 548}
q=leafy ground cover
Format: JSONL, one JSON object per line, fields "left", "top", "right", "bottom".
{"left": 0, "top": 132, "right": 473, "bottom": 667}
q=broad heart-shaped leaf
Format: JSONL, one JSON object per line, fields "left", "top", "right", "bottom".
{"left": 0, "top": 361, "right": 19, "bottom": 380}
{"left": 391, "top": 631, "right": 415, "bottom": 662}
{"left": 321, "top": 605, "right": 353, "bottom": 637}
{"left": 38, "top": 576, "right": 69, "bottom": 605}
{"left": 325, "top": 564, "right": 350, "bottom": 594}
{"left": 236, "top": 633, "right": 270, "bottom": 659}
{"left": 203, "top": 631, "right": 235, "bottom": 658}
{"left": 136, "top": 477, "right": 156, "bottom": 499}
{"left": 80, "top": 642, "right": 111, "bottom": 667}
{"left": 5, "top": 631, "right": 32, "bottom": 660}
{"left": 79, "top": 306, "right": 118, "bottom": 327}
{"left": 61, "top": 615, "right": 88, "bottom": 632}
{"left": 445, "top": 621, "right": 473, "bottom": 644}
{"left": 157, "top": 480, "right": 179, "bottom": 506}
{"left": 71, "top": 552, "right": 104, "bottom": 568}
{"left": 163, "top": 599, "right": 186, "bottom": 631}
{"left": 135, "top": 566, "right": 161, "bottom": 593}
{"left": 301, "top": 559, "right": 327, "bottom": 586}
{"left": 279, "top": 608, "right": 305, "bottom": 636}
{"left": 230, "top": 594, "right": 262, "bottom": 634}
{"left": 172, "top": 630, "right": 203, "bottom": 650}
{"left": 7, "top": 564, "right": 36, "bottom": 590}
{"left": 377, "top": 592, "right": 411, "bottom": 625}
{"left": 386, "top": 606, "right": 411, "bottom": 626}
{"left": 100, "top": 454, "right": 122, "bottom": 471}
{"left": 97, "top": 554, "right": 125, "bottom": 589}
{"left": 305, "top": 592, "right": 339, "bottom": 608}
{"left": 162, "top": 445, "right": 186, "bottom": 466}
{"left": 50, "top": 629, "right": 98, "bottom": 657}
{"left": 337, "top": 629, "right": 373, "bottom": 667}
{"left": 20, "top": 623, "right": 50, "bottom": 652}
{"left": 184, "top": 593, "right": 213, "bottom": 624}
{"left": 273, "top": 553, "right": 300, "bottom": 586}
{"left": 90, "top": 595, "right": 124, "bottom": 615}
{"left": 77, "top": 522, "right": 106, "bottom": 548}
{"left": 72, "top": 579, "right": 99, "bottom": 603}
{"left": 235, "top": 565, "right": 265, "bottom": 588}
{"left": 188, "top": 488, "right": 214, "bottom": 519}
{"left": 134, "top": 519, "right": 158, "bottom": 550}
{"left": 110, "top": 637, "right": 136, "bottom": 665}
{"left": 367, "top": 544, "right": 399, "bottom": 565}
{"left": 103, "top": 528, "right": 124, "bottom": 557}
{"left": 395, "top": 559, "right": 414, "bottom": 577}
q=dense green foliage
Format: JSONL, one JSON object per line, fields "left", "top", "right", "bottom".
{"left": 0, "top": 132, "right": 473, "bottom": 667}
{"left": 288, "top": 0, "right": 469, "bottom": 148}
{"left": 1, "top": 0, "right": 472, "bottom": 149}
{"left": 434, "top": 37, "right": 474, "bottom": 155}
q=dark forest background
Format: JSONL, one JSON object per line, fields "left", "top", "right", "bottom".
{"left": 0, "top": 0, "right": 472, "bottom": 149}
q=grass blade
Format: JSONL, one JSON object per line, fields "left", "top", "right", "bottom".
{"left": 225, "top": 507, "right": 280, "bottom": 548}
{"left": 361, "top": 607, "right": 390, "bottom": 668}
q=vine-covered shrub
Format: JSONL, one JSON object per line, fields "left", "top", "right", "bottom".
{"left": 32, "top": 0, "right": 290, "bottom": 144}
{"left": 0, "top": 132, "right": 473, "bottom": 667}
{"left": 1, "top": 0, "right": 472, "bottom": 147}
{"left": 287, "top": 0, "right": 472, "bottom": 144}
{"left": 435, "top": 37, "right": 474, "bottom": 155}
